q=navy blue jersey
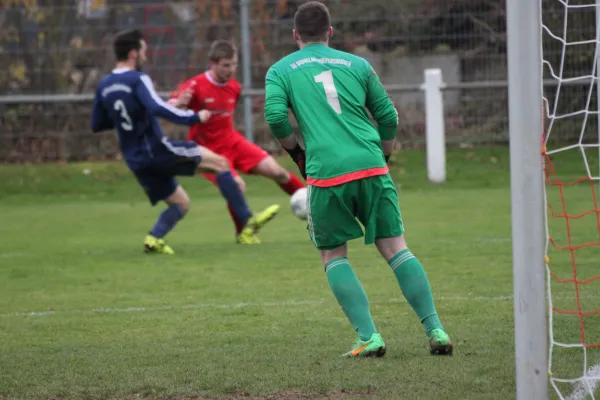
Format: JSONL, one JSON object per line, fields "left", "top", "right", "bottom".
{"left": 91, "top": 68, "right": 201, "bottom": 169}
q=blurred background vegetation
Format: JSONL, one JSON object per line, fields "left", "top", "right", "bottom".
{"left": 0, "top": 0, "right": 596, "bottom": 162}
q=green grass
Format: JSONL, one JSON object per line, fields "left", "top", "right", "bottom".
{"left": 0, "top": 147, "right": 599, "bottom": 400}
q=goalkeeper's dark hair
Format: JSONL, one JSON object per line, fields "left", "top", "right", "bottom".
{"left": 113, "top": 29, "right": 144, "bottom": 61}
{"left": 294, "top": 1, "right": 331, "bottom": 43}
{"left": 208, "top": 40, "right": 237, "bottom": 62}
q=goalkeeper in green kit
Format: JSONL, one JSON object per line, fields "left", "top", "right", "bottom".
{"left": 264, "top": 1, "right": 453, "bottom": 358}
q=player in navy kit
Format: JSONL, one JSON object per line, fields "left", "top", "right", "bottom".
{"left": 91, "top": 30, "right": 277, "bottom": 254}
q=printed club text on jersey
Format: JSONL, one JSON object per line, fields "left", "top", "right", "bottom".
{"left": 290, "top": 57, "right": 352, "bottom": 69}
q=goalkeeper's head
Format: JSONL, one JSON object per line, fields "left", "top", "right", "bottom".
{"left": 293, "top": 1, "right": 333, "bottom": 47}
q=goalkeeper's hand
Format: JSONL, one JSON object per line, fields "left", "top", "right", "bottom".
{"left": 285, "top": 144, "right": 307, "bottom": 180}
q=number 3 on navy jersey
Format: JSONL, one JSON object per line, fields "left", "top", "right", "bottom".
{"left": 114, "top": 99, "right": 133, "bottom": 131}
{"left": 314, "top": 70, "right": 342, "bottom": 114}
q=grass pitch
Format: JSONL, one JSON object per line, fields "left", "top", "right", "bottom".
{"left": 0, "top": 148, "right": 598, "bottom": 400}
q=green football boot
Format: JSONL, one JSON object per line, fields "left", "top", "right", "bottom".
{"left": 429, "top": 328, "right": 453, "bottom": 356}
{"left": 342, "top": 333, "right": 386, "bottom": 358}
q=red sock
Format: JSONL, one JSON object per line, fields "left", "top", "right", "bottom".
{"left": 227, "top": 204, "right": 244, "bottom": 234}
{"left": 279, "top": 172, "right": 305, "bottom": 195}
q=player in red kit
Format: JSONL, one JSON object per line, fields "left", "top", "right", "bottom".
{"left": 169, "top": 40, "right": 305, "bottom": 243}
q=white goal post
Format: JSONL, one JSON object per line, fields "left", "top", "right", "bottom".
{"left": 507, "top": 0, "right": 548, "bottom": 400}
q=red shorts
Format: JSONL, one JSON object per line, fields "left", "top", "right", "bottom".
{"left": 199, "top": 135, "right": 270, "bottom": 184}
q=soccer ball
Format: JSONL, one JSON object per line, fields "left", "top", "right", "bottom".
{"left": 290, "top": 188, "right": 308, "bottom": 220}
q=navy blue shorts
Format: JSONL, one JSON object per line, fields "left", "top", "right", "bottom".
{"left": 133, "top": 140, "right": 202, "bottom": 205}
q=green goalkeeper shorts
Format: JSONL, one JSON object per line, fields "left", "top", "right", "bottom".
{"left": 306, "top": 173, "right": 404, "bottom": 250}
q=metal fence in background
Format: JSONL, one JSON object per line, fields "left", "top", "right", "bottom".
{"left": 0, "top": 0, "right": 595, "bottom": 163}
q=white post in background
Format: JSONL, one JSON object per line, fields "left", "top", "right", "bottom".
{"left": 422, "top": 68, "right": 446, "bottom": 183}
{"left": 507, "top": 0, "right": 548, "bottom": 398}
{"left": 240, "top": 0, "right": 254, "bottom": 143}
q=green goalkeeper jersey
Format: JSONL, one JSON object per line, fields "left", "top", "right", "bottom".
{"left": 264, "top": 43, "right": 398, "bottom": 187}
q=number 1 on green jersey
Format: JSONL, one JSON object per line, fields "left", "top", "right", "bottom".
{"left": 314, "top": 70, "right": 342, "bottom": 114}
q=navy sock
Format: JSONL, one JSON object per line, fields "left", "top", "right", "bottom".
{"left": 216, "top": 171, "right": 252, "bottom": 226}
{"left": 150, "top": 204, "right": 186, "bottom": 238}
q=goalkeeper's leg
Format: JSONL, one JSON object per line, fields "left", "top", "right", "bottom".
{"left": 368, "top": 175, "right": 452, "bottom": 355}
{"left": 376, "top": 235, "right": 452, "bottom": 355}
{"left": 309, "top": 183, "right": 385, "bottom": 358}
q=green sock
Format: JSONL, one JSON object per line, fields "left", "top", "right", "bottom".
{"left": 389, "top": 249, "right": 443, "bottom": 335}
{"left": 325, "top": 257, "right": 377, "bottom": 341}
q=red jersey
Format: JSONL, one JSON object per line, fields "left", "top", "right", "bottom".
{"left": 171, "top": 72, "right": 242, "bottom": 147}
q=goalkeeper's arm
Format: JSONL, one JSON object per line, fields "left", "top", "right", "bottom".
{"left": 264, "top": 68, "right": 306, "bottom": 179}
{"left": 364, "top": 65, "right": 398, "bottom": 162}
